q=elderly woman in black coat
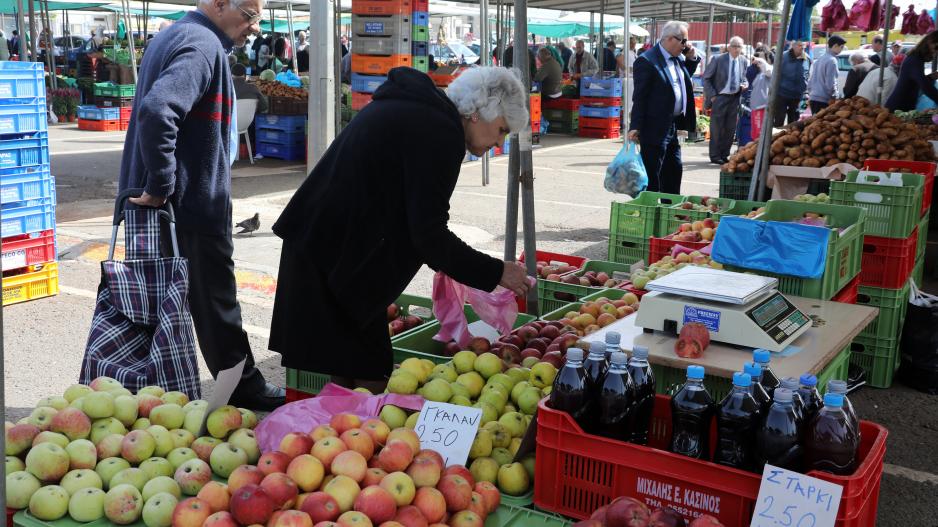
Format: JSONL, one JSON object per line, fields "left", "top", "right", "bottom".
{"left": 270, "top": 66, "right": 532, "bottom": 390}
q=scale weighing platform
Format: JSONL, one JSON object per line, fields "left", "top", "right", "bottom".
{"left": 633, "top": 266, "right": 812, "bottom": 352}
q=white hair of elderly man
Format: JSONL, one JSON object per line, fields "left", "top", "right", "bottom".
{"left": 660, "top": 21, "right": 689, "bottom": 40}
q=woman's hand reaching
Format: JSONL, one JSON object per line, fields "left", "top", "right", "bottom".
{"left": 499, "top": 261, "right": 532, "bottom": 297}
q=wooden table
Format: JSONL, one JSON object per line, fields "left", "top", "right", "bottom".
{"left": 582, "top": 296, "right": 877, "bottom": 381}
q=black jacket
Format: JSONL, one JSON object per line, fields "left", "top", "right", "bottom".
{"left": 843, "top": 62, "right": 876, "bottom": 99}
{"left": 631, "top": 47, "right": 701, "bottom": 147}
{"left": 269, "top": 67, "right": 503, "bottom": 379}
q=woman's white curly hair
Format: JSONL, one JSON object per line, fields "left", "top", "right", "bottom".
{"left": 447, "top": 66, "right": 530, "bottom": 133}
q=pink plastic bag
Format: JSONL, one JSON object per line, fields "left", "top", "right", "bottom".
{"left": 254, "top": 383, "right": 425, "bottom": 453}
{"left": 431, "top": 272, "right": 533, "bottom": 347}
{"left": 668, "top": 243, "right": 713, "bottom": 259}
{"left": 821, "top": 0, "right": 850, "bottom": 31}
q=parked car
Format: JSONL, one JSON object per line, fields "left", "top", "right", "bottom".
{"left": 430, "top": 42, "right": 480, "bottom": 64}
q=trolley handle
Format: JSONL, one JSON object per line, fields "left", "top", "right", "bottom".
{"left": 108, "top": 188, "right": 180, "bottom": 260}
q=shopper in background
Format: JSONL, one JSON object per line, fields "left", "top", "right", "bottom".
{"left": 886, "top": 31, "right": 938, "bottom": 111}
{"left": 118, "top": 0, "right": 285, "bottom": 412}
{"left": 598, "top": 39, "right": 617, "bottom": 73}
{"left": 557, "top": 41, "right": 572, "bottom": 69}
{"left": 616, "top": 37, "right": 638, "bottom": 77}
{"left": 545, "top": 42, "right": 563, "bottom": 68}
{"left": 807, "top": 35, "right": 845, "bottom": 114}
{"left": 232, "top": 63, "right": 268, "bottom": 112}
{"left": 534, "top": 47, "right": 563, "bottom": 98}
{"left": 8, "top": 30, "right": 19, "bottom": 56}
{"left": 843, "top": 51, "right": 875, "bottom": 98}
{"left": 858, "top": 53, "right": 902, "bottom": 103}
{"left": 774, "top": 40, "right": 810, "bottom": 126}
{"left": 256, "top": 35, "right": 272, "bottom": 70}
{"left": 749, "top": 57, "right": 773, "bottom": 144}
{"left": 340, "top": 35, "right": 349, "bottom": 57}
{"left": 869, "top": 34, "right": 894, "bottom": 66}
{"left": 0, "top": 31, "right": 9, "bottom": 61}
{"left": 703, "top": 35, "right": 749, "bottom": 164}
{"left": 295, "top": 30, "right": 309, "bottom": 72}
{"left": 568, "top": 39, "right": 599, "bottom": 80}
{"left": 628, "top": 20, "right": 700, "bottom": 194}
{"left": 269, "top": 67, "right": 531, "bottom": 391}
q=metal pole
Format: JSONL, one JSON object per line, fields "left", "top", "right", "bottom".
{"left": 876, "top": 0, "right": 893, "bottom": 105}
{"left": 16, "top": 0, "right": 26, "bottom": 59}
{"left": 623, "top": 0, "right": 630, "bottom": 131}
{"left": 589, "top": 12, "right": 593, "bottom": 54}
{"left": 598, "top": 0, "right": 605, "bottom": 73}
{"left": 121, "top": 0, "right": 138, "bottom": 83}
{"left": 766, "top": 12, "right": 772, "bottom": 60}
{"left": 481, "top": 0, "right": 490, "bottom": 186}
{"left": 309, "top": 0, "right": 335, "bottom": 168}
{"left": 287, "top": 1, "right": 297, "bottom": 75}
{"left": 28, "top": 0, "right": 36, "bottom": 60}
{"left": 515, "top": 0, "right": 538, "bottom": 314}
{"left": 706, "top": 4, "right": 714, "bottom": 69}
{"left": 334, "top": 0, "right": 342, "bottom": 136}
{"left": 41, "top": 0, "right": 55, "bottom": 87}
{"left": 750, "top": 0, "right": 791, "bottom": 201}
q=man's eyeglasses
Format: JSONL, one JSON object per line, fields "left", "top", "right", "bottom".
{"left": 672, "top": 36, "right": 687, "bottom": 45}
{"left": 237, "top": 6, "right": 262, "bottom": 24}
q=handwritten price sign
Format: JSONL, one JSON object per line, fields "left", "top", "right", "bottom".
{"left": 750, "top": 465, "right": 843, "bottom": 527}
{"left": 413, "top": 401, "right": 482, "bottom": 468}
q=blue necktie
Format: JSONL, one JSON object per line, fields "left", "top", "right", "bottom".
{"left": 671, "top": 57, "right": 684, "bottom": 114}
{"left": 730, "top": 58, "right": 739, "bottom": 93}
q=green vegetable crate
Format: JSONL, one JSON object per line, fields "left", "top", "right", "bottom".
{"left": 658, "top": 196, "right": 735, "bottom": 236}
{"left": 539, "top": 260, "right": 632, "bottom": 314}
{"left": 540, "top": 288, "right": 630, "bottom": 321}
{"left": 609, "top": 191, "right": 684, "bottom": 240}
{"left": 719, "top": 171, "right": 753, "bottom": 200}
{"left": 712, "top": 199, "right": 766, "bottom": 221}
{"left": 830, "top": 171, "right": 923, "bottom": 238}
{"left": 850, "top": 335, "right": 901, "bottom": 388}
{"left": 855, "top": 283, "right": 910, "bottom": 342}
{"left": 607, "top": 234, "right": 650, "bottom": 267}
{"left": 725, "top": 200, "right": 866, "bottom": 300}
{"left": 92, "top": 82, "right": 135, "bottom": 98}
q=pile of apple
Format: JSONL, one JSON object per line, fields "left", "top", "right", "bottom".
{"left": 573, "top": 496, "right": 726, "bottom": 527}
{"left": 385, "top": 356, "right": 545, "bottom": 498}
{"left": 555, "top": 295, "right": 640, "bottom": 337}
{"left": 793, "top": 192, "right": 830, "bottom": 204}
{"left": 665, "top": 218, "right": 719, "bottom": 243}
{"left": 673, "top": 196, "right": 725, "bottom": 213}
{"left": 185, "top": 411, "right": 503, "bottom": 526}
{"left": 535, "top": 260, "right": 580, "bottom": 281}
{"left": 545, "top": 270, "right": 625, "bottom": 291}
{"left": 5, "top": 376, "right": 260, "bottom": 526}
{"left": 739, "top": 206, "right": 765, "bottom": 219}
{"left": 630, "top": 253, "right": 723, "bottom": 290}
{"left": 388, "top": 304, "right": 425, "bottom": 337}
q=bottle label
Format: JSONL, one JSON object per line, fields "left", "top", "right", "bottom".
{"left": 683, "top": 305, "right": 721, "bottom": 332}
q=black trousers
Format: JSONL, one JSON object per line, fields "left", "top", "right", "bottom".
{"left": 171, "top": 225, "right": 265, "bottom": 393}
{"left": 774, "top": 97, "right": 801, "bottom": 127}
{"left": 640, "top": 122, "right": 683, "bottom": 194}
{"left": 809, "top": 100, "right": 829, "bottom": 116}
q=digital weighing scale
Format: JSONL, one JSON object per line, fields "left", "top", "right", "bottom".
{"left": 634, "top": 267, "right": 812, "bottom": 352}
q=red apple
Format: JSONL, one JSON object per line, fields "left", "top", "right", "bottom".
{"left": 650, "top": 507, "right": 687, "bottom": 527}
{"left": 229, "top": 484, "right": 276, "bottom": 525}
{"left": 300, "top": 492, "right": 342, "bottom": 524}
{"left": 605, "top": 497, "right": 651, "bottom": 527}
{"left": 394, "top": 505, "right": 429, "bottom": 527}
{"left": 468, "top": 337, "right": 490, "bottom": 355}
{"left": 442, "top": 466, "right": 475, "bottom": 487}
{"left": 541, "top": 351, "right": 564, "bottom": 368}
{"left": 353, "top": 485, "right": 397, "bottom": 524}
{"left": 437, "top": 475, "right": 472, "bottom": 512}
{"left": 443, "top": 342, "right": 462, "bottom": 357}
{"left": 688, "top": 515, "right": 724, "bottom": 527}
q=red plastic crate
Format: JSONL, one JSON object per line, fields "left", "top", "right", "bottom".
{"left": 518, "top": 250, "right": 588, "bottom": 313}
{"left": 531, "top": 119, "right": 541, "bottom": 133}
{"left": 578, "top": 127, "right": 620, "bottom": 139}
{"left": 1, "top": 230, "right": 55, "bottom": 271}
{"left": 352, "top": 0, "right": 412, "bottom": 15}
{"left": 285, "top": 387, "right": 314, "bottom": 403}
{"left": 119, "top": 106, "right": 132, "bottom": 121}
{"left": 542, "top": 97, "right": 580, "bottom": 111}
{"left": 579, "top": 116, "right": 621, "bottom": 130}
{"left": 77, "top": 118, "right": 120, "bottom": 131}
{"left": 119, "top": 119, "right": 129, "bottom": 131}
{"left": 535, "top": 395, "right": 888, "bottom": 526}
{"left": 649, "top": 236, "right": 711, "bottom": 264}
{"left": 530, "top": 93, "right": 542, "bottom": 121}
{"left": 616, "top": 281, "right": 649, "bottom": 298}
{"left": 580, "top": 96, "right": 623, "bottom": 107}
{"left": 859, "top": 229, "right": 917, "bottom": 289}
{"left": 832, "top": 275, "right": 859, "bottom": 304}
{"left": 412, "top": 0, "right": 428, "bottom": 10}
{"left": 863, "top": 159, "right": 936, "bottom": 217}
{"left": 351, "top": 91, "right": 373, "bottom": 111}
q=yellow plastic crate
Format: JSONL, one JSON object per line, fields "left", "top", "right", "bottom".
{"left": 2, "top": 262, "right": 59, "bottom": 305}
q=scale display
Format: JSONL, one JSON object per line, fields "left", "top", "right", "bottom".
{"left": 747, "top": 293, "right": 811, "bottom": 344}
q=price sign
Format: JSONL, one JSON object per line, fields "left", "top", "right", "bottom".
{"left": 750, "top": 465, "right": 843, "bottom": 527}
{"left": 413, "top": 401, "right": 482, "bottom": 468}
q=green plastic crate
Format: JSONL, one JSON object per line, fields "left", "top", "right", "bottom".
{"left": 816, "top": 345, "right": 851, "bottom": 395}
{"left": 93, "top": 82, "right": 135, "bottom": 97}
{"left": 499, "top": 488, "right": 534, "bottom": 508}
{"left": 391, "top": 305, "right": 536, "bottom": 365}
{"left": 913, "top": 256, "right": 924, "bottom": 287}
{"left": 726, "top": 200, "right": 866, "bottom": 300}
{"left": 286, "top": 368, "right": 331, "bottom": 395}
{"left": 712, "top": 199, "right": 766, "bottom": 221}
{"left": 719, "top": 171, "right": 753, "bottom": 200}
{"left": 413, "top": 24, "right": 429, "bottom": 41}
{"left": 485, "top": 503, "right": 573, "bottom": 527}
{"left": 658, "top": 196, "right": 735, "bottom": 236}
{"left": 539, "top": 260, "right": 632, "bottom": 314}
{"left": 580, "top": 287, "right": 630, "bottom": 302}
{"left": 850, "top": 335, "right": 900, "bottom": 388}
{"left": 543, "top": 108, "right": 578, "bottom": 122}
{"left": 917, "top": 210, "right": 930, "bottom": 261}
{"left": 412, "top": 56, "right": 428, "bottom": 73}
{"left": 607, "top": 234, "right": 649, "bottom": 266}
{"left": 391, "top": 293, "right": 436, "bottom": 338}
{"left": 541, "top": 288, "right": 634, "bottom": 320}
{"left": 546, "top": 120, "right": 578, "bottom": 134}
{"left": 856, "top": 283, "right": 910, "bottom": 341}
{"left": 610, "top": 191, "right": 684, "bottom": 240}
{"left": 830, "top": 171, "right": 923, "bottom": 238}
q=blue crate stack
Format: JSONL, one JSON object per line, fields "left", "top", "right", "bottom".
{"left": 1, "top": 62, "right": 59, "bottom": 305}
{"left": 578, "top": 76, "right": 623, "bottom": 139}
{"left": 255, "top": 114, "right": 306, "bottom": 161}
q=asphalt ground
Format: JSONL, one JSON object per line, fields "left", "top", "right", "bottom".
{"left": 3, "top": 123, "right": 937, "bottom": 525}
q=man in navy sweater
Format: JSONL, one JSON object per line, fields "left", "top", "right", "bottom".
{"left": 118, "top": 0, "right": 285, "bottom": 411}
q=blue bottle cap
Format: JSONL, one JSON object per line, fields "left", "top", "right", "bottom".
{"left": 610, "top": 352, "right": 628, "bottom": 364}
{"left": 774, "top": 388, "right": 793, "bottom": 403}
{"left": 824, "top": 393, "right": 844, "bottom": 407}
{"left": 733, "top": 372, "right": 752, "bottom": 387}
{"left": 753, "top": 349, "right": 772, "bottom": 364}
{"left": 632, "top": 346, "right": 649, "bottom": 360}
{"left": 687, "top": 365, "right": 705, "bottom": 380}
{"left": 799, "top": 374, "right": 818, "bottom": 387}
{"left": 827, "top": 379, "right": 848, "bottom": 394}
{"left": 780, "top": 377, "right": 799, "bottom": 390}
{"left": 566, "top": 348, "right": 584, "bottom": 361}
{"left": 743, "top": 362, "right": 762, "bottom": 377}
{"left": 605, "top": 331, "right": 621, "bottom": 344}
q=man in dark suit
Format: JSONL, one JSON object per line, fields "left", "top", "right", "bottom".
{"left": 703, "top": 36, "right": 749, "bottom": 164}
{"left": 628, "top": 21, "right": 700, "bottom": 194}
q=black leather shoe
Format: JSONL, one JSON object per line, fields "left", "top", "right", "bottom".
{"left": 230, "top": 382, "right": 286, "bottom": 412}
{"left": 710, "top": 159, "right": 724, "bottom": 165}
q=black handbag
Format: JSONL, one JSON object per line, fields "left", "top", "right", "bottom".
{"left": 899, "top": 281, "right": 938, "bottom": 394}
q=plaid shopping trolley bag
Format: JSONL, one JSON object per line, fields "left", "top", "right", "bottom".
{"left": 80, "top": 189, "right": 201, "bottom": 399}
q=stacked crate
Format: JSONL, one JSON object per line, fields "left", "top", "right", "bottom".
{"left": 831, "top": 161, "right": 934, "bottom": 388}
{"left": 578, "top": 76, "right": 622, "bottom": 139}
{"left": 79, "top": 82, "right": 134, "bottom": 131}
{"left": 1, "top": 62, "right": 58, "bottom": 306}
{"left": 256, "top": 114, "right": 306, "bottom": 161}
{"left": 349, "top": 0, "right": 414, "bottom": 121}
{"left": 412, "top": 0, "right": 429, "bottom": 73}
{"left": 543, "top": 98, "right": 579, "bottom": 134}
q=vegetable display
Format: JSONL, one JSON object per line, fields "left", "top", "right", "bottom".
{"left": 253, "top": 80, "right": 308, "bottom": 100}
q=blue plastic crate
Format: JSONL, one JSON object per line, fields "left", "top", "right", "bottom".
{"left": 0, "top": 62, "right": 45, "bottom": 104}
{"left": 257, "top": 128, "right": 305, "bottom": 144}
{"left": 255, "top": 114, "right": 306, "bottom": 133}
{"left": 77, "top": 105, "right": 120, "bottom": 121}
{"left": 413, "top": 41, "right": 428, "bottom": 56}
{"left": 579, "top": 76, "right": 623, "bottom": 97}
{"left": 413, "top": 11, "right": 429, "bottom": 26}
{"left": 0, "top": 103, "right": 47, "bottom": 135}
{"left": 0, "top": 133, "right": 49, "bottom": 169}
{"left": 257, "top": 141, "right": 305, "bottom": 161}
{"left": 578, "top": 105, "right": 621, "bottom": 118}
{"left": 0, "top": 165, "right": 52, "bottom": 204}
{"left": 352, "top": 73, "right": 388, "bottom": 93}
{"left": 1, "top": 195, "right": 55, "bottom": 237}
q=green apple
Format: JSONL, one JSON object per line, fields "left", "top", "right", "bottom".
{"left": 68, "top": 398, "right": 85, "bottom": 412}
{"left": 541, "top": 386, "right": 552, "bottom": 398}
{"left": 405, "top": 412, "right": 420, "bottom": 429}
{"left": 27, "top": 407, "right": 58, "bottom": 431}
{"left": 228, "top": 428, "right": 260, "bottom": 464}
{"left": 142, "top": 476, "right": 181, "bottom": 501}
{"left": 104, "top": 484, "right": 144, "bottom": 524}
{"left": 68, "top": 487, "right": 106, "bottom": 522}
{"left": 521, "top": 454, "right": 535, "bottom": 479}
{"left": 182, "top": 409, "right": 205, "bottom": 437}
{"left": 137, "top": 385, "right": 165, "bottom": 398}
{"left": 468, "top": 429, "right": 493, "bottom": 459}
{"left": 518, "top": 387, "right": 543, "bottom": 416}
{"left": 95, "top": 457, "right": 131, "bottom": 489}
{"left": 160, "top": 391, "right": 189, "bottom": 406}
{"left": 205, "top": 406, "right": 242, "bottom": 439}
{"left": 379, "top": 405, "right": 407, "bottom": 429}
{"left": 473, "top": 353, "right": 503, "bottom": 379}
{"left": 90, "top": 417, "right": 127, "bottom": 445}
{"left": 64, "top": 384, "right": 93, "bottom": 402}
{"left": 84, "top": 391, "right": 116, "bottom": 420}
{"left": 25, "top": 442, "right": 70, "bottom": 481}
{"left": 96, "top": 434, "right": 125, "bottom": 459}
{"left": 511, "top": 380, "right": 532, "bottom": 405}
{"left": 419, "top": 378, "right": 453, "bottom": 403}
{"left": 181, "top": 399, "right": 206, "bottom": 413}
{"left": 449, "top": 382, "right": 471, "bottom": 400}
{"left": 504, "top": 402, "right": 518, "bottom": 414}
{"left": 139, "top": 457, "right": 175, "bottom": 480}
{"left": 89, "top": 376, "right": 123, "bottom": 392}
{"left": 111, "top": 388, "right": 133, "bottom": 399}
{"left": 132, "top": 418, "right": 151, "bottom": 431}
{"left": 238, "top": 408, "right": 258, "bottom": 429}
{"left": 65, "top": 438, "right": 98, "bottom": 469}
{"left": 6, "top": 471, "right": 41, "bottom": 509}
{"left": 491, "top": 447, "right": 513, "bottom": 467}
{"left": 475, "top": 402, "right": 498, "bottom": 425}
{"left": 453, "top": 351, "right": 477, "bottom": 374}
{"left": 113, "top": 395, "right": 139, "bottom": 427}
{"left": 37, "top": 396, "right": 69, "bottom": 411}
{"left": 456, "top": 372, "right": 485, "bottom": 399}
{"left": 147, "top": 425, "right": 174, "bottom": 457}
{"left": 482, "top": 422, "right": 511, "bottom": 448}
{"left": 387, "top": 370, "right": 419, "bottom": 395}
{"left": 61, "top": 468, "right": 104, "bottom": 495}
{"left": 505, "top": 367, "right": 530, "bottom": 386}
{"left": 28, "top": 485, "right": 70, "bottom": 520}
{"left": 110, "top": 467, "right": 149, "bottom": 491}
{"left": 190, "top": 436, "right": 222, "bottom": 463}
{"left": 142, "top": 492, "right": 178, "bottom": 527}
{"left": 170, "top": 429, "right": 195, "bottom": 449}
{"left": 496, "top": 462, "right": 530, "bottom": 496}
{"left": 477, "top": 392, "right": 507, "bottom": 414}
{"left": 149, "top": 404, "right": 185, "bottom": 430}
{"left": 449, "top": 395, "right": 472, "bottom": 406}
{"left": 521, "top": 356, "right": 540, "bottom": 368}
{"left": 488, "top": 373, "right": 516, "bottom": 393}
{"left": 209, "top": 442, "right": 248, "bottom": 478}
{"left": 468, "top": 457, "right": 499, "bottom": 484}
{"left": 6, "top": 455, "right": 25, "bottom": 473}
{"left": 429, "top": 364, "right": 458, "bottom": 383}
{"left": 498, "top": 412, "right": 526, "bottom": 438}
{"left": 32, "top": 431, "right": 69, "bottom": 448}
{"left": 166, "top": 447, "right": 198, "bottom": 470}
{"left": 529, "top": 362, "right": 558, "bottom": 389}
{"left": 121, "top": 429, "right": 156, "bottom": 463}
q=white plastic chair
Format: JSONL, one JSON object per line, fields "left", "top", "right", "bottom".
{"left": 236, "top": 98, "right": 258, "bottom": 164}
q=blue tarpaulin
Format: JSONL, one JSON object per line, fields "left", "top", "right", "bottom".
{"left": 711, "top": 216, "right": 830, "bottom": 279}
{"left": 787, "top": 0, "right": 819, "bottom": 42}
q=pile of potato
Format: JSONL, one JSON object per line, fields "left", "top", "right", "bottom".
{"left": 723, "top": 97, "right": 936, "bottom": 173}
{"left": 254, "top": 80, "right": 308, "bottom": 100}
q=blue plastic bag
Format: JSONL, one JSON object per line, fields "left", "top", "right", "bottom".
{"left": 916, "top": 81, "right": 938, "bottom": 111}
{"left": 275, "top": 70, "right": 302, "bottom": 88}
{"left": 711, "top": 216, "right": 830, "bottom": 279}
{"left": 604, "top": 141, "right": 648, "bottom": 197}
